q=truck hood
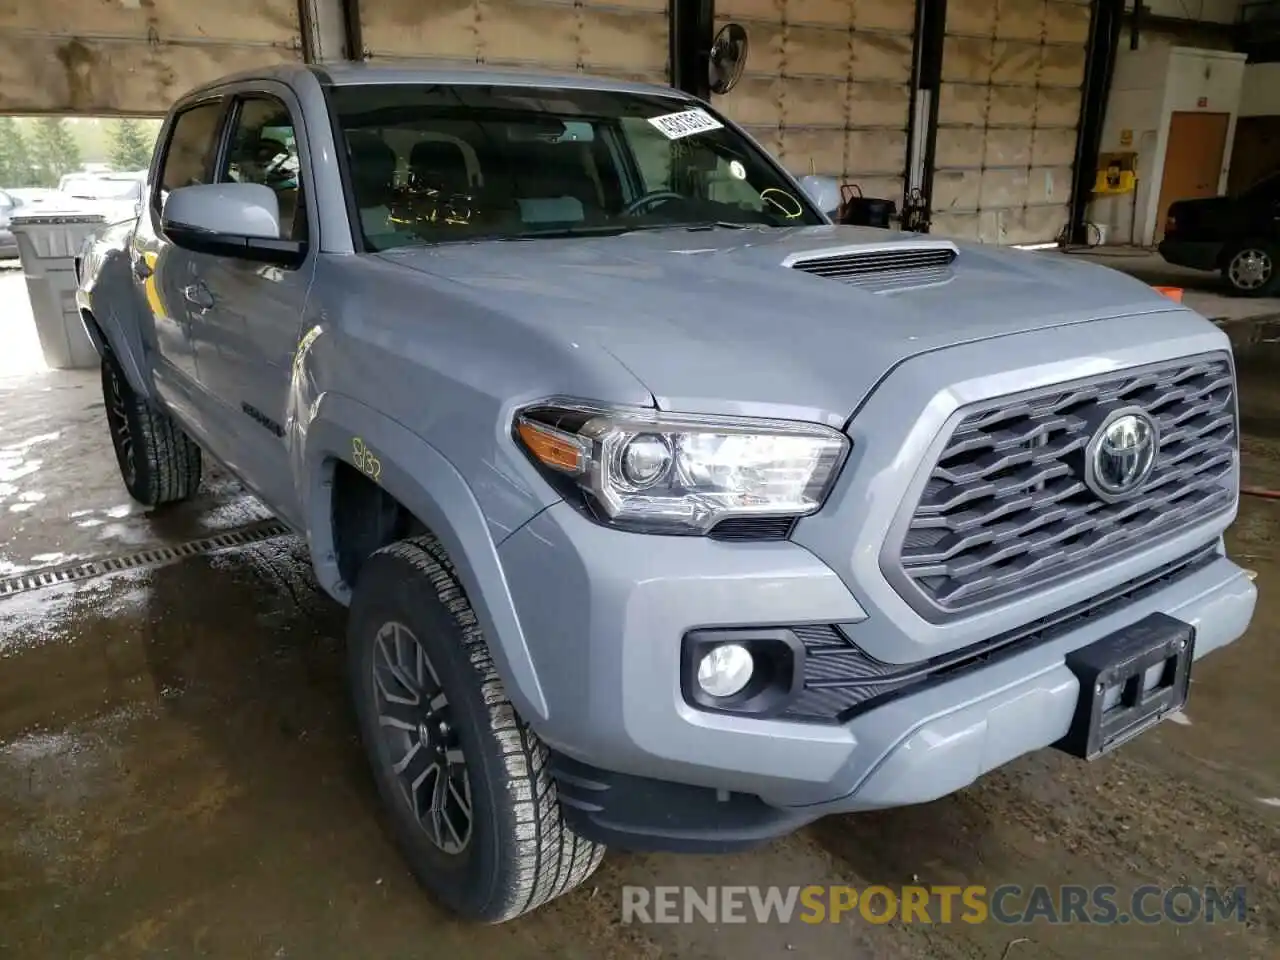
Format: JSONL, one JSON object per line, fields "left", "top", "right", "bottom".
{"left": 381, "top": 225, "right": 1181, "bottom": 425}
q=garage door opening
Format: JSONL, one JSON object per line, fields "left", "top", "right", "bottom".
{"left": 1, "top": 116, "right": 161, "bottom": 380}
{"left": 0, "top": 116, "right": 161, "bottom": 191}
{"left": 930, "top": 0, "right": 1091, "bottom": 245}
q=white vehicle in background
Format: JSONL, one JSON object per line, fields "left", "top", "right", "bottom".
{"left": 56, "top": 164, "right": 114, "bottom": 191}
{"left": 55, "top": 172, "right": 146, "bottom": 223}
{"left": 6, "top": 187, "right": 61, "bottom": 207}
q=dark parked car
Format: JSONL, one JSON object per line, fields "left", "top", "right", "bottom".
{"left": 1159, "top": 172, "right": 1280, "bottom": 297}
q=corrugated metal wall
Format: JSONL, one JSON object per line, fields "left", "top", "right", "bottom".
{"left": 930, "top": 0, "right": 1091, "bottom": 244}
{"left": 711, "top": 0, "right": 915, "bottom": 203}
{"left": 359, "top": 0, "right": 669, "bottom": 85}
{"left": 2, "top": 0, "right": 1100, "bottom": 249}
{"left": 0, "top": 0, "right": 301, "bottom": 114}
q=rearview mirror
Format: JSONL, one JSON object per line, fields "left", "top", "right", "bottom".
{"left": 162, "top": 182, "right": 305, "bottom": 267}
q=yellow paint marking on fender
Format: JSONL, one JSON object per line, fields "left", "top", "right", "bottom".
{"left": 352, "top": 437, "right": 382, "bottom": 482}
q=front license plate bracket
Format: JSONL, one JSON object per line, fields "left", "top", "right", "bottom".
{"left": 1056, "top": 612, "right": 1194, "bottom": 761}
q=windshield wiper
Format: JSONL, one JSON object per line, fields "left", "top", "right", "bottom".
{"left": 506, "top": 225, "right": 640, "bottom": 240}
{"left": 680, "top": 221, "right": 771, "bottom": 232}
{"left": 386, "top": 221, "right": 776, "bottom": 248}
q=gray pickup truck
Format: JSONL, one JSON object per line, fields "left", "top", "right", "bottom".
{"left": 76, "top": 61, "right": 1255, "bottom": 923}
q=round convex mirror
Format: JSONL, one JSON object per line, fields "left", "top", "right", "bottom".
{"left": 708, "top": 23, "right": 749, "bottom": 95}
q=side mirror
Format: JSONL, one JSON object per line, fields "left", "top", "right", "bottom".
{"left": 797, "top": 175, "right": 842, "bottom": 218}
{"left": 162, "top": 182, "right": 304, "bottom": 267}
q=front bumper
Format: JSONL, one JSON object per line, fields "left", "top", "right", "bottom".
{"left": 500, "top": 500, "right": 1255, "bottom": 849}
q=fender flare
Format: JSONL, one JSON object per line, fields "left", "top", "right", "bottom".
{"left": 80, "top": 252, "right": 154, "bottom": 397}
{"left": 301, "top": 392, "right": 550, "bottom": 722}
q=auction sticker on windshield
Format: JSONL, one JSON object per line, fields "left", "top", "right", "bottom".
{"left": 648, "top": 108, "right": 724, "bottom": 140}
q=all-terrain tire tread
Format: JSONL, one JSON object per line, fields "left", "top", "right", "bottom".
{"left": 131, "top": 392, "right": 203, "bottom": 504}
{"left": 373, "top": 534, "right": 605, "bottom": 922}
{"left": 102, "top": 352, "right": 201, "bottom": 506}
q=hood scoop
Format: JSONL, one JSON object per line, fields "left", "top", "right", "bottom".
{"left": 783, "top": 240, "right": 958, "bottom": 292}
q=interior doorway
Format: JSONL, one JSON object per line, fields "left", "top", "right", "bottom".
{"left": 1155, "top": 111, "right": 1231, "bottom": 242}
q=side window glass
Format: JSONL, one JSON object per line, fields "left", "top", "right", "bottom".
{"left": 156, "top": 101, "right": 224, "bottom": 214}
{"left": 221, "top": 98, "right": 305, "bottom": 241}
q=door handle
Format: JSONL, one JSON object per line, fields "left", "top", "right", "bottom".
{"left": 182, "top": 282, "right": 214, "bottom": 310}
{"left": 131, "top": 255, "right": 152, "bottom": 280}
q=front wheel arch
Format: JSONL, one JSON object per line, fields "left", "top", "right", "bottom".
{"left": 80, "top": 307, "right": 153, "bottom": 399}
{"left": 300, "top": 394, "right": 551, "bottom": 724}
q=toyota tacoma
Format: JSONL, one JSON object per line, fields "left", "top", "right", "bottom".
{"left": 75, "top": 61, "right": 1256, "bottom": 923}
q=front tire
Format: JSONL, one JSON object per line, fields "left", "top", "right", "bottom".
{"left": 100, "top": 349, "right": 202, "bottom": 506}
{"left": 347, "top": 535, "right": 604, "bottom": 923}
{"left": 1222, "top": 241, "right": 1280, "bottom": 297}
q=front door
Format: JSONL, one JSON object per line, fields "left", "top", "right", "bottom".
{"left": 131, "top": 98, "right": 227, "bottom": 420}
{"left": 187, "top": 91, "right": 315, "bottom": 524}
{"left": 1156, "top": 111, "right": 1230, "bottom": 241}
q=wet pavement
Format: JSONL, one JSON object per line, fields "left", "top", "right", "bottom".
{"left": 0, "top": 271, "right": 1277, "bottom": 959}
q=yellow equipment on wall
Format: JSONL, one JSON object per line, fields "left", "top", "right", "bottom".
{"left": 1095, "top": 151, "right": 1137, "bottom": 195}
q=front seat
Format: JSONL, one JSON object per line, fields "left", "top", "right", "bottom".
{"left": 345, "top": 131, "right": 399, "bottom": 237}
{"left": 409, "top": 139, "right": 473, "bottom": 196}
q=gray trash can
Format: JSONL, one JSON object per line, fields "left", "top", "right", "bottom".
{"left": 11, "top": 209, "right": 106, "bottom": 370}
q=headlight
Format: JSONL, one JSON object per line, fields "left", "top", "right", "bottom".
{"left": 514, "top": 400, "right": 849, "bottom": 534}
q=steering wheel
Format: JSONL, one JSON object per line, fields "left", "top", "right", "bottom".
{"left": 620, "top": 190, "right": 685, "bottom": 216}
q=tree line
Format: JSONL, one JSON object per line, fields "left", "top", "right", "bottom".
{"left": 0, "top": 117, "right": 155, "bottom": 188}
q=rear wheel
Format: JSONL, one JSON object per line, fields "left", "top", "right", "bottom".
{"left": 347, "top": 535, "right": 604, "bottom": 922}
{"left": 1222, "top": 242, "right": 1279, "bottom": 297}
{"left": 100, "top": 349, "right": 202, "bottom": 506}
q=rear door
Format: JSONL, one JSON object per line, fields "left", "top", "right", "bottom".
{"left": 131, "top": 97, "right": 228, "bottom": 421}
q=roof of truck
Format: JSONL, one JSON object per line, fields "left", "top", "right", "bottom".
{"left": 188, "top": 60, "right": 694, "bottom": 102}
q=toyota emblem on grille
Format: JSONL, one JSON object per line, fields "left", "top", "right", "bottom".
{"left": 1085, "top": 408, "right": 1159, "bottom": 501}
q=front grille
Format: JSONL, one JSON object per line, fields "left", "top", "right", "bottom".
{"left": 889, "top": 353, "right": 1237, "bottom": 616}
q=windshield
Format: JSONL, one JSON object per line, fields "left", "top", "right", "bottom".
{"left": 60, "top": 177, "right": 142, "bottom": 200}
{"left": 328, "top": 83, "right": 822, "bottom": 251}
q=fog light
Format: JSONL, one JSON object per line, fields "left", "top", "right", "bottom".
{"left": 696, "top": 643, "right": 754, "bottom": 698}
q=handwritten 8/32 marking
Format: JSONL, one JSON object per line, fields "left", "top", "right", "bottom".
{"left": 352, "top": 437, "right": 382, "bottom": 482}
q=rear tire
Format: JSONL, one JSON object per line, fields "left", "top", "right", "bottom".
{"left": 347, "top": 535, "right": 604, "bottom": 923}
{"left": 1222, "top": 241, "right": 1280, "bottom": 297}
{"left": 100, "top": 349, "right": 202, "bottom": 506}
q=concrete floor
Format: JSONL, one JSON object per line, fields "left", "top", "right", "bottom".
{"left": 0, "top": 267, "right": 1277, "bottom": 958}
{"left": 1046, "top": 247, "right": 1280, "bottom": 332}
